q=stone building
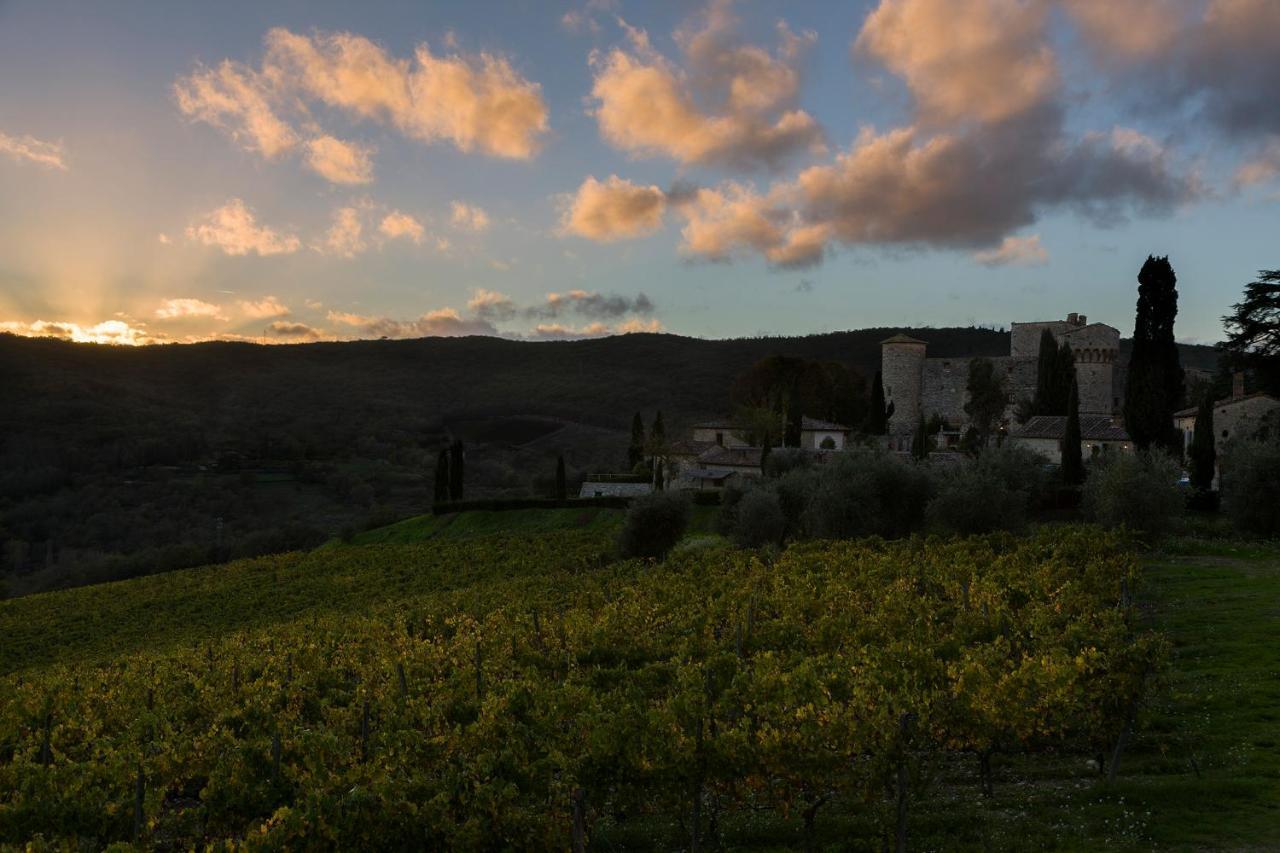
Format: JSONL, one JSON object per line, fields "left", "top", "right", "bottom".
{"left": 1173, "top": 373, "right": 1279, "bottom": 484}
{"left": 882, "top": 313, "right": 1122, "bottom": 447}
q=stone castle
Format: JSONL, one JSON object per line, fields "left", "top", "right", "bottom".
{"left": 881, "top": 313, "right": 1121, "bottom": 442}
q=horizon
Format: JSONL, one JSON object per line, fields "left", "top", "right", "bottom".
{"left": 4, "top": 0, "right": 1277, "bottom": 347}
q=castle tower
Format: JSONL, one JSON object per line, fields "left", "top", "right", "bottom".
{"left": 881, "top": 333, "right": 927, "bottom": 435}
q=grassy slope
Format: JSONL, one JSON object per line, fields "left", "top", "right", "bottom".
{"left": 1, "top": 532, "right": 1276, "bottom": 849}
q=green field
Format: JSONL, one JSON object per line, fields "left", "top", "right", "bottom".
{"left": 1, "top": 520, "right": 1276, "bottom": 850}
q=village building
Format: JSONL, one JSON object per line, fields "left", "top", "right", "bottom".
{"left": 1173, "top": 373, "right": 1280, "bottom": 484}
{"left": 1008, "top": 415, "right": 1133, "bottom": 462}
{"left": 881, "top": 313, "right": 1122, "bottom": 451}
{"left": 669, "top": 417, "right": 852, "bottom": 489}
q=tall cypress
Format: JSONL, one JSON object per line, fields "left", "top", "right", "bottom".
{"left": 448, "top": 440, "right": 465, "bottom": 501}
{"left": 628, "top": 412, "right": 646, "bottom": 469}
{"left": 1187, "top": 392, "right": 1216, "bottom": 491}
{"left": 554, "top": 454, "right": 567, "bottom": 500}
{"left": 650, "top": 411, "right": 666, "bottom": 455}
{"left": 1033, "top": 328, "right": 1058, "bottom": 415}
{"left": 867, "top": 370, "right": 888, "bottom": 435}
{"left": 1124, "top": 255, "right": 1185, "bottom": 452}
{"left": 911, "top": 413, "right": 929, "bottom": 460}
{"left": 1053, "top": 341, "right": 1076, "bottom": 415}
{"left": 433, "top": 449, "right": 450, "bottom": 504}
{"left": 1062, "top": 377, "right": 1084, "bottom": 485}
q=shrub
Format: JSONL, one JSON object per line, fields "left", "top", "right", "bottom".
{"left": 1220, "top": 439, "right": 1280, "bottom": 535}
{"left": 763, "top": 448, "right": 812, "bottom": 478}
{"left": 803, "top": 450, "right": 933, "bottom": 539}
{"left": 775, "top": 468, "right": 818, "bottom": 535}
{"left": 1081, "top": 451, "right": 1184, "bottom": 535}
{"left": 926, "top": 463, "right": 1028, "bottom": 535}
{"left": 976, "top": 444, "right": 1054, "bottom": 509}
{"left": 729, "top": 487, "right": 786, "bottom": 548}
{"left": 619, "top": 492, "right": 691, "bottom": 560}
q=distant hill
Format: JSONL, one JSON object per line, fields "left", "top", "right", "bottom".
{"left": 0, "top": 328, "right": 1221, "bottom": 593}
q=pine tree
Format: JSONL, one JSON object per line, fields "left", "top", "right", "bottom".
{"left": 554, "top": 454, "right": 567, "bottom": 500}
{"left": 433, "top": 449, "right": 450, "bottom": 504}
{"left": 1187, "top": 392, "right": 1216, "bottom": 492}
{"left": 1033, "top": 328, "right": 1058, "bottom": 415}
{"left": 1062, "top": 377, "right": 1084, "bottom": 485}
{"left": 1222, "top": 270, "right": 1280, "bottom": 395}
{"left": 1124, "top": 255, "right": 1185, "bottom": 452}
{"left": 867, "top": 370, "right": 888, "bottom": 434}
{"left": 448, "top": 440, "right": 465, "bottom": 501}
{"left": 628, "top": 413, "right": 646, "bottom": 469}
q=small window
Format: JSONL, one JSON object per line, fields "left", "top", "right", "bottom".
{"left": 715, "top": 431, "right": 724, "bottom": 446}
{"left": 1222, "top": 429, "right": 1229, "bottom": 438}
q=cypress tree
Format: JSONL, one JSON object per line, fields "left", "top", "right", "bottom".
{"left": 433, "top": 449, "right": 450, "bottom": 504}
{"left": 1033, "top": 328, "right": 1058, "bottom": 415}
{"left": 628, "top": 413, "right": 646, "bottom": 469}
{"left": 554, "top": 454, "right": 567, "bottom": 500}
{"left": 448, "top": 440, "right": 465, "bottom": 501}
{"left": 1124, "top": 255, "right": 1185, "bottom": 452}
{"left": 650, "top": 411, "right": 666, "bottom": 455}
{"left": 911, "top": 413, "right": 929, "bottom": 460}
{"left": 1053, "top": 342, "right": 1076, "bottom": 415}
{"left": 1062, "top": 377, "right": 1084, "bottom": 485}
{"left": 867, "top": 370, "right": 888, "bottom": 434}
{"left": 1187, "top": 392, "right": 1217, "bottom": 492}
{"left": 653, "top": 459, "right": 664, "bottom": 491}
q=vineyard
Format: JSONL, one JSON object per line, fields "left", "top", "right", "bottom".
{"left": 2, "top": 527, "right": 1167, "bottom": 849}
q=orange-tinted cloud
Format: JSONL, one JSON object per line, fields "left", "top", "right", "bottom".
{"left": 589, "top": 3, "right": 822, "bottom": 170}
{"left": 326, "top": 308, "right": 496, "bottom": 338}
{"left": 0, "top": 131, "right": 69, "bottom": 170}
{"left": 0, "top": 319, "right": 162, "bottom": 345}
{"left": 263, "top": 28, "right": 549, "bottom": 159}
{"left": 560, "top": 175, "right": 667, "bottom": 241}
{"left": 315, "top": 206, "right": 368, "bottom": 257}
{"left": 186, "top": 199, "right": 301, "bottom": 256}
{"left": 304, "top": 136, "right": 374, "bottom": 184}
{"left": 379, "top": 211, "right": 425, "bottom": 243}
{"left": 450, "top": 201, "right": 490, "bottom": 232}
{"left": 155, "top": 298, "right": 227, "bottom": 320}
{"left": 174, "top": 61, "right": 297, "bottom": 158}
{"left": 239, "top": 296, "right": 291, "bottom": 318}
{"left": 973, "top": 234, "right": 1048, "bottom": 266}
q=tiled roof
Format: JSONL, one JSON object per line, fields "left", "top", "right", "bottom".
{"left": 692, "top": 419, "right": 743, "bottom": 430}
{"left": 1173, "top": 393, "right": 1279, "bottom": 418}
{"left": 666, "top": 439, "right": 716, "bottom": 456}
{"left": 800, "top": 416, "right": 850, "bottom": 432}
{"left": 578, "top": 481, "right": 653, "bottom": 497}
{"left": 681, "top": 468, "right": 735, "bottom": 481}
{"left": 881, "top": 333, "right": 927, "bottom": 345}
{"left": 698, "top": 445, "right": 765, "bottom": 467}
{"left": 1012, "top": 415, "right": 1130, "bottom": 442}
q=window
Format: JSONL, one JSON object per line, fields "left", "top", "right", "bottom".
{"left": 1222, "top": 429, "right": 1229, "bottom": 438}
{"left": 715, "top": 432, "right": 724, "bottom": 446}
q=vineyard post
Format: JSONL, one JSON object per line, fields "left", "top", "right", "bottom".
{"left": 571, "top": 787, "right": 587, "bottom": 853}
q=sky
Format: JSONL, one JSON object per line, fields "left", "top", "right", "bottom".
{"left": 1, "top": 0, "right": 1277, "bottom": 346}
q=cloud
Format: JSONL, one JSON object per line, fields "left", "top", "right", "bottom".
{"left": 239, "top": 296, "right": 291, "bottom": 318}
{"left": 267, "top": 320, "right": 325, "bottom": 340}
{"left": 173, "top": 60, "right": 297, "bottom": 158}
{"left": 467, "top": 288, "right": 517, "bottom": 321}
{"left": 155, "top": 298, "right": 227, "bottom": 320}
{"left": 327, "top": 308, "right": 496, "bottom": 338}
{"left": 0, "top": 319, "right": 161, "bottom": 345}
{"left": 855, "top": 0, "right": 1057, "bottom": 125}
{"left": 675, "top": 108, "right": 1199, "bottom": 266}
{"left": 1060, "top": 0, "right": 1183, "bottom": 61}
{"left": 530, "top": 317, "right": 662, "bottom": 339}
{"left": 450, "top": 201, "right": 490, "bottom": 232}
{"left": 1234, "top": 137, "right": 1280, "bottom": 188}
{"left": 0, "top": 131, "right": 68, "bottom": 170}
{"left": 316, "top": 206, "right": 367, "bottom": 257}
{"left": 534, "top": 289, "right": 655, "bottom": 319}
{"left": 588, "top": 3, "right": 823, "bottom": 170}
{"left": 262, "top": 28, "right": 549, "bottom": 159}
{"left": 379, "top": 210, "right": 425, "bottom": 242}
{"left": 304, "top": 135, "right": 374, "bottom": 184}
{"left": 560, "top": 175, "right": 667, "bottom": 241}
{"left": 186, "top": 199, "right": 301, "bottom": 256}
{"left": 973, "top": 234, "right": 1048, "bottom": 266}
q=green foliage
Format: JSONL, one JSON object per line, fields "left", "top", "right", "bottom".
{"left": 648, "top": 411, "right": 666, "bottom": 456}
{"left": 866, "top": 370, "right": 889, "bottom": 435}
{"left": 975, "top": 444, "right": 1054, "bottom": 509}
{"left": 0, "top": 527, "right": 1164, "bottom": 850}
{"left": 911, "top": 413, "right": 930, "bottom": 460}
{"left": 1221, "top": 269, "right": 1280, "bottom": 396}
{"left": 1062, "top": 377, "right": 1084, "bottom": 486}
{"left": 448, "top": 440, "right": 465, "bottom": 501}
{"left": 433, "top": 449, "right": 450, "bottom": 504}
{"left": 1187, "top": 393, "right": 1216, "bottom": 492}
{"left": 762, "top": 447, "right": 811, "bottom": 478}
{"left": 1219, "top": 438, "right": 1280, "bottom": 535}
{"left": 731, "top": 355, "right": 866, "bottom": 446}
{"left": 1082, "top": 451, "right": 1184, "bottom": 536}
{"left": 1124, "top": 255, "right": 1185, "bottom": 452}
{"left": 618, "top": 492, "right": 690, "bottom": 559}
{"left": 926, "top": 464, "right": 1027, "bottom": 535}
{"left": 1033, "top": 328, "right": 1059, "bottom": 415}
{"left": 728, "top": 487, "right": 786, "bottom": 548}
{"left": 964, "top": 357, "right": 1008, "bottom": 447}
{"left": 802, "top": 450, "right": 933, "bottom": 539}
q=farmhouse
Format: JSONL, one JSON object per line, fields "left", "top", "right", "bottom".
{"left": 1173, "top": 373, "right": 1280, "bottom": 483}
{"left": 1008, "top": 415, "right": 1132, "bottom": 463}
{"left": 669, "top": 416, "right": 852, "bottom": 489}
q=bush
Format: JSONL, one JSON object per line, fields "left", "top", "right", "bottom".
{"left": 763, "top": 448, "right": 812, "bottom": 479}
{"left": 1220, "top": 439, "right": 1280, "bottom": 535}
{"left": 1081, "top": 451, "right": 1184, "bottom": 536}
{"left": 975, "top": 444, "right": 1054, "bottom": 509}
{"left": 619, "top": 492, "right": 691, "bottom": 559}
{"left": 775, "top": 468, "right": 818, "bottom": 534}
{"left": 803, "top": 450, "right": 933, "bottom": 539}
{"left": 926, "top": 463, "right": 1028, "bottom": 535}
{"left": 729, "top": 487, "right": 786, "bottom": 548}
